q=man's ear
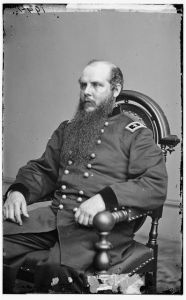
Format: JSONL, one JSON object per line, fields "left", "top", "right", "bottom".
{"left": 113, "top": 84, "right": 122, "bottom": 98}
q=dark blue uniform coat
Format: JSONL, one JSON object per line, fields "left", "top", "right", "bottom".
{"left": 4, "top": 113, "right": 168, "bottom": 272}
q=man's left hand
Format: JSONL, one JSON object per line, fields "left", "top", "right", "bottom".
{"left": 74, "top": 194, "right": 106, "bottom": 226}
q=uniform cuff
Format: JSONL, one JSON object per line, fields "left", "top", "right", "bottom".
{"left": 99, "top": 186, "right": 119, "bottom": 212}
{"left": 4, "top": 183, "right": 30, "bottom": 201}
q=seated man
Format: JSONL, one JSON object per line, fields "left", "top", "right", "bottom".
{"left": 3, "top": 60, "right": 168, "bottom": 293}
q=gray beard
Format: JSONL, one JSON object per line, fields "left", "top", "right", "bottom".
{"left": 61, "top": 95, "right": 115, "bottom": 166}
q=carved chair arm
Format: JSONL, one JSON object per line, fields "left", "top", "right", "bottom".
{"left": 112, "top": 207, "right": 151, "bottom": 223}
{"left": 93, "top": 208, "right": 151, "bottom": 232}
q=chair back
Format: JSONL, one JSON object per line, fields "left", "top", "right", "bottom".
{"left": 116, "top": 90, "right": 171, "bottom": 144}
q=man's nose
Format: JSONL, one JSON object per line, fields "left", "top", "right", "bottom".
{"left": 84, "top": 84, "right": 92, "bottom": 95}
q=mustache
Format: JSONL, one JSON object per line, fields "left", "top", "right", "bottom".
{"left": 78, "top": 94, "right": 115, "bottom": 114}
{"left": 80, "top": 98, "right": 96, "bottom": 107}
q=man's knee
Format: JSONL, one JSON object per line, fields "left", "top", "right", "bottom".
{"left": 3, "top": 235, "right": 23, "bottom": 263}
{"left": 3, "top": 235, "right": 28, "bottom": 293}
{"left": 3, "top": 236, "right": 15, "bottom": 262}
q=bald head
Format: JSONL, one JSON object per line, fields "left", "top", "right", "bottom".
{"left": 82, "top": 61, "right": 114, "bottom": 88}
{"left": 86, "top": 60, "right": 124, "bottom": 91}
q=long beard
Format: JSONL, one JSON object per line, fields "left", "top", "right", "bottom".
{"left": 61, "top": 95, "right": 115, "bottom": 166}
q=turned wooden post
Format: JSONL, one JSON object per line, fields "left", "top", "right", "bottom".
{"left": 147, "top": 217, "right": 159, "bottom": 248}
{"left": 146, "top": 215, "right": 161, "bottom": 293}
{"left": 93, "top": 211, "right": 115, "bottom": 273}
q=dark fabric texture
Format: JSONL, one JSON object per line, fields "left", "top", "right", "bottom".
{"left": 99, "top": 186, "right": 119, "bottom": 211}
{"left": 3, "top": 112, "right": 168, "bottom": 293}
{"left": 35, "top": 264, "right": 89, "bottom": 293}
{"left": 3, "top": 230, "right": 58, "bottom": 293}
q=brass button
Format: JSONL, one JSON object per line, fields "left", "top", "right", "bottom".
{"left": 68, "top": 277, "right": 73, "bottom": 283}
{"left": 87, "top": 164, "right": 92, "bottom": 169}
{"left": 79, "top": 190, "right": 84, "bottom": 195}
{"left": 62, "top": 194, "right": 66, "bottom": 199}
{"left": 73, "top": 207, "right": 78, "bottom": 213}
{"left": 100, "top": 129, "right": 104, "bottom": 133}
{"left": 84, "top": 172, "right": 89, "bottom": 178}
{"left": 104, "top": 121, "right": 109, "bottom": 126}
{"left": 114, "top": 207, "right": 118, "bottom": 211}
{"left": 90, "top": 153, "right": 96, "bottom": 159}
{"left": 77, "top": 197, "right": 82, "bottom": 202}
{"left": 64, "top": 170, "right": 69, "bottom": 175}
{"left": 97, "top": 139, "right": 101, "bottom": 144}
{"left": 59, "top": 204, "right": 64, "bottom": 210}
{"left": 68, "top": 160, "right": 73, "bottom": 165}
{"left": 61, "top": 185, "right": 66, "bottom": 190}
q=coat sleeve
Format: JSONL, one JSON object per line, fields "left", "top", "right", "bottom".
{"left": 6, "top": 121, "right": 68, "bottom": 205}
{"left": 100, "top": 127, "right": 168, "bottom": 210}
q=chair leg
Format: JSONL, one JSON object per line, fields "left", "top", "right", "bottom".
{"left": 145, "top": 242, "right": 158, "bottom": 294}
{"left": 152, "top": 270, "right": 157, "bottom": 293}
{"left": 151, "top": 246, "right": 158, "bottom": 293}
{"left": 144, "top": 269, "right": 157, "bottom": 294}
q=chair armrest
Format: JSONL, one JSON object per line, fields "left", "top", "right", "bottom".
{"left": 92, "top": 208, "right": 151, "bottom": 273}
{"left": 93, "top": 208, "right": 151, "bottom": 232}
{"left": 92, "top": 208, "right": 162, "bottom": 273}
{"left": 113, "top": 207, "right": 151, "bottom": 223}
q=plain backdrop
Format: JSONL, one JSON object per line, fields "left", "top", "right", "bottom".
{"left": 3, "top": 8, "right": 182, "bottom": 204}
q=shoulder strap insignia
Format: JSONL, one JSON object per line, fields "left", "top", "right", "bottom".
{"left": 125, "top": 121, "right": 146, "bottom": 133}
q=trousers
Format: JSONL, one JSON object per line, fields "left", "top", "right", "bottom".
{"left": 3, "top": 230, "right": 58, "bottom": 293}
{"left": 3, "top": 230, "right": 88, "bottom": 293}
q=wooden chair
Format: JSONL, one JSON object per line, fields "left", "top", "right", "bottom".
{"left": 11, "top": 90, "right": 180, "bottom": 294}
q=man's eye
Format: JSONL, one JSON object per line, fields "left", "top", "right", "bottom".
{"left": 80, "top": 83, "right": 86, "bottom": 89}
{"left": 93, "top": 83, "right": 100, "bottom": 88}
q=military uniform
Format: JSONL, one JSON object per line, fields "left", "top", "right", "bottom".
{"left": 4, "top": 111, "right": 168, "bottom": 275}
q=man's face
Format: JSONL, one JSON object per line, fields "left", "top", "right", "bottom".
{"left": 79, "top": 62, "right": 114, "bottom": 112}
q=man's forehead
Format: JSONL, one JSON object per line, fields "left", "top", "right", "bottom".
{"left": 80, "top": 62, "right": 112, "bottom": 82}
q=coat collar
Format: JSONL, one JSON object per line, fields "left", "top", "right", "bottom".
{"left": 108, "top": 105, "right": 122, "bottom": 118}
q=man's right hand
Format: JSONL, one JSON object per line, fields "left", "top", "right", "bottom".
{"left": 3, "top": 191, "right": 29, "bottom": 225}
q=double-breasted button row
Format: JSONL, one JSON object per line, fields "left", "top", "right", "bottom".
{"left": 60, "top": 192, "right": 85, "bottom": 204}
{"left": 64, "top": 160, "right": 74, "bottom": 175}
{"left": 77, "top": 190, "right": 84, "bottom": 202}
{"left": 83, "top": 122, "right": 109, "bottom": 177}
{"left": 63, "top": 121, "right": 109, "bottom": 183}
{"left": 97, "top": 121, "right": 109, "bottom": 144}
